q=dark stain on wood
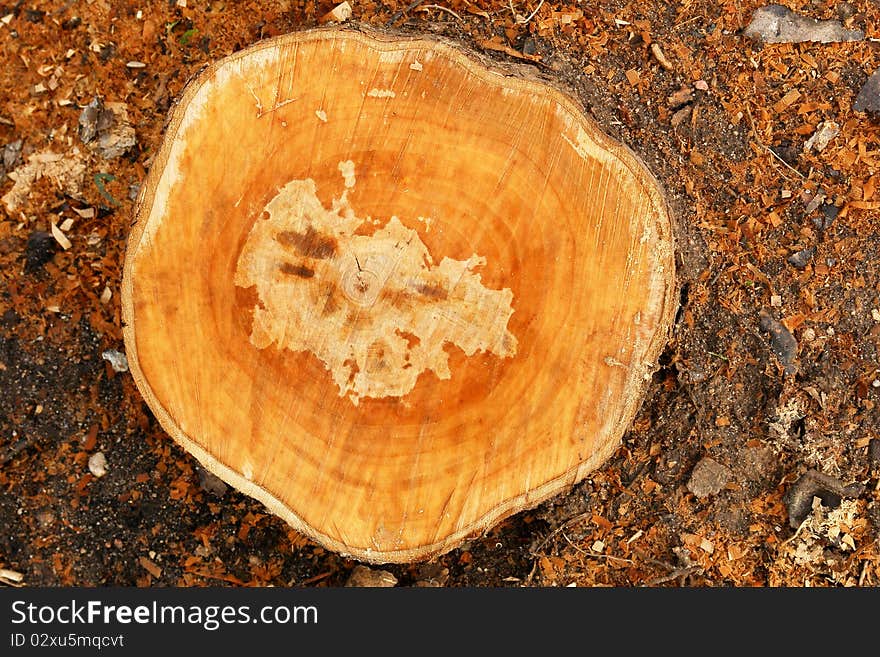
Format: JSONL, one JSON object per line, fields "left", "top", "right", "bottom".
{"left": 414, "top": 282, "right": 448, "bottom": 300}
{"left": 277, "top": 226, "right": 338, "bottom": 260}
{"left": 319, "top": 282, "right": 340, "bottom": 316}
{"left": 279, "top": 262, "right": 315, "bottom": 278}
{"left": 378, "top": 286, "right": 410, "bottom": 310}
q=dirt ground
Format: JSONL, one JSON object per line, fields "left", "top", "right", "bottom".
{"left": 1, "top": 0, "right": 879, "bottom": 588}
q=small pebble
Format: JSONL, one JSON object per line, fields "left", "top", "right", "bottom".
{"left": 344, "top": 564, "right": 398, "bottom": 587}
{"left": 88, "top": 451, "right": 108, "bottom": 478}
{"left": 1, "top": 139, "right": 22, "bottom": 173}
{"left": 869, "top": 438, "right": 880, "bottom": 465}
{"left": 196, "top": 465, "right": 228, "bottom": 497}
{"left": 803, "top": 121, "right": 839, "bottom": 153}
{"left": 743, "top": 4, "right": 864, "bottom": 43}
{"left": 812, "top": 203, "right": 838, "bottom": 231}
{"left": 101, "top": 349, "right": 129, "bottom": 372}
{"left": 787, "top": 247, "right": 815, "bottom": 270}
{"left": 687, "top": 457, "right": 732, "bottom": 499}
{"left": 759, "top": 310, "right": 798, "bottom": 375}
{"left": 854, "top": 67, "right": 880, "bottom": 116}
{"left": 24, "top": 231, "right": 58, "bottom": 273}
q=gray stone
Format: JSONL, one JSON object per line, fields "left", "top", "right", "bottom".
{"left": 78, "top": 97, "right": 137, "bottom": 159}
{"left": 344, "top": 564, "right": 398, "bottom": 587}
{"left": 687, "top": 457, "right": 732, "bottom": 499}
{"left": 854, "top": 68, "right": 880, "bottom": 116}
{"left": 743, "top": 5, "right": 864, "bottom": 44}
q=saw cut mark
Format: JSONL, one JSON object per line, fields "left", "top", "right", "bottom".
{"left": 234, "top": 164, "right": 518, "bottom": 405}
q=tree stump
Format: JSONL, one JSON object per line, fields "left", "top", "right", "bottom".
{"left": 121, "top": 25, "right": 676, "bottom": 563}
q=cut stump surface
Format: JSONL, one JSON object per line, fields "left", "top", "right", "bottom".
{"left": 121, "top": 25, "right": 676, "bottom": 563}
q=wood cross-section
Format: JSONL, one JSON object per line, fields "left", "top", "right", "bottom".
{"left": 121, "top": 25, "right": 676, "bottom": 563}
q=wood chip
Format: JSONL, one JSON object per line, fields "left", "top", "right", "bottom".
{"left": 650, "top": 43, "right": 673, "bottom": 70}
{"left": 773, "top": 89, "right": 801, "bottom": 114}
{"left": 139, "top": 556, "right": 162, "bottom": 578}
{"left": 51, "top": 221, "right": 72, "bottom": 250}
{"left": 72, "top": 206, "right": 95, "bottom": 218}
{"left": 626, "top": 69, "right": 641, "bottom": 87}
{"left": 319, "top": 1, "right": 352, "bottom": 24}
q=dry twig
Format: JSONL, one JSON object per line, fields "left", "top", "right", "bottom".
{"left": 530, "top": 511, "right": 592, "bottom": 555}
{"left": 416, "top": 4, "right": 463, "bottom": 20}
{"left": 645, "top": 566, "right": 701, "bottom": 586}
{"left": 386, "top": 0, "right": 428, "bottom": 25}
{"left": 744, "top": 106, "right": 805, "bottom": 181}
{"left": 518, "top": 0, "right": 545, "bottom": 25}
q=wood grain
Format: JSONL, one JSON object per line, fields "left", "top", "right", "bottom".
{"left": 121, "top": 25, "right": 676, "bottom": 563}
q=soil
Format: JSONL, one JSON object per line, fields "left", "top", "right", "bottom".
{"left": 2, "top": 0, "right": 879, "bottom": 588}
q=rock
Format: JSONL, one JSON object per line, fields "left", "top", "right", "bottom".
{"left": 196, "top": 465, "right": 228, "bottom": 497}
{"left": 24, "top": 231, "right": 57, "bottom": 273}
{"left": 88, "top": 451, "right": 108, "bottom": 478}
{"left": 78, "top": 97, "right": 137, "bottom": 159}
{"left": 687, "top": 457, "right": 732, "bottom": 499}
{"left": 667, "top": 86, "right": 694, "bottom": 109}
{"left": 670, "top": 106, "right": 691, "bottom": 128}
{"left": 784, "top": 470, "right": 864, "bottom": 528}
{"left": 812, "top": 202, "right": 838, "bottom": 231}
{"left": 803, "top": 121, "right": 839, "bottom": 153}
{"left": 1, "top": 139, "right": 22, "bottom": 175}
{"left": 787, "top": 247, "right": 815, "bottom": 270}
{"left": 78, "top": 97, "right": 108, "bottom": 144}
{"left": 743, "top": 5, "right": 864, "bottom": 43}
{"left": 853, "top": 67, "right": 880, "bottom": 116}
{"left": 869, "top": 438, "right": 880, "bottom": 466}
{"left": 759, "top": 310, "right": 798, "bottom": 375}
{"left": 804, "top": 188, "right": 826, "bottom": 214}
{"left": 344, "top": 564, "right": 398, "bottom": 587}
{"left": 738, "top": 445, "right": 778, "bottom": 486}
{"left": 836, "top": 3, "right": 857, "bottom": 20}
{"left": 101, "top": 349, "right": 129, "bottom": 373}
{"left": 413, "top": 563, "right": 449, "bottom": 587}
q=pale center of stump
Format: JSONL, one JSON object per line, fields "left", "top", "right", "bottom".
{"left": 233, "top": 163, "right": 518, "bottom": 405}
